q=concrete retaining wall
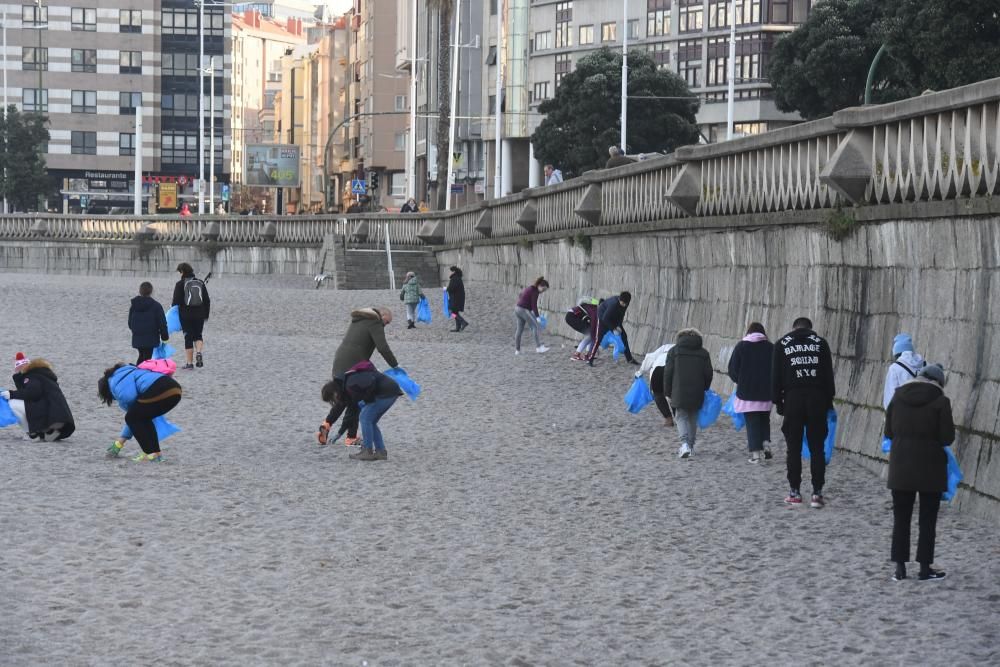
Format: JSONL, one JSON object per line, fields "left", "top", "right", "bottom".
{"left": 436, "top": 214, "right": 1000, "bottom": 523}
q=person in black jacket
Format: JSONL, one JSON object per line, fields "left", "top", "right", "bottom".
{"left": 128, "top": 281, "right": 169, "bottom": 364}
{"left": 446, "top": 266, "right": 468, "bottom": 332}
{"left": 171, "top": 262, "right": 211, "bottom": 370}
{"left": 727, "top": 322, "right": 775, "bottom": 463}
{"left": 662, "top": 328, "right": 713, "bottom": 459}
{"left": 772, "top": 316, "right": 836, "bottom": 508}
{"left": 2, "top": 353, "right": 75, "bottom": 441}
{"left": 595, "top": 291, "right": 639, "bottom": 365}
{"left": 319, "top": 360, "right": 402, "bottom": 461}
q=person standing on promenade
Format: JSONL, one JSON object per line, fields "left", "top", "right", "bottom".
{"left": 636, "top": 342, "right": 676, "bottom": 426}
{"left": 593, "top": 291, "right": 640, "bottom": 366}
{"left": 772, "top": 316, "right": 836, "bottom": 508}
{"left": 662, "top": 328, "right": 713, "bottom": 459}
{"left": 399, "top": 271, "right": 425, "bottom": 329}
{"left": 544, "top": 164, "right": 563, "bottom": 186}
{"left": 883, "top": 333, "right": 926, "bottom": 409}
{"left": 2, "top": 353, "right": 75, "bottom": 441}
{"left": 400, "top": 198, "right": 419, "bottom": 213}
{"left": 321, "top": 360, "right": 402, "bottom": 461}
{"left": 727, "top": 322, "right": 775, "bottom": 463}
{"left": 100, "top": 362, "right": 182, "bottom": 463}
{"left": 128, "top": 281, "right": 169, "bottom": 365}
{"left": 566, "top": 298, "right": 600, "bottom": 361}
{"left": 885, "top": 363, "right": 954, "bottom": 582}
{"left": 171, "top": 263, "right": 210, "bottom": 370}
{"left": 321, "top": 307, "right": 399, "bottom": 448}
{"left": 446, "top": 266, "right": 468, "bottom": 332}
{"left": 514, "top": 278, "right": 550, "bottom": 355}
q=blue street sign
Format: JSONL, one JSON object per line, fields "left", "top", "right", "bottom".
{"left": 221, "top": 184, "right": 230, "bottom": 202}
{"left": 351, "top": 179, "right": 367, "bottom": 195}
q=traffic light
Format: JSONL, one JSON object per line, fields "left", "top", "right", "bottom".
{"left": 369, "top": 171, "right": 380, "bottom": 190}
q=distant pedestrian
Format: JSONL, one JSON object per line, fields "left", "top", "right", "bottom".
{"left": 171, "top": 263, "right": 210, "bottom": 370}
{"left": 544, "top": 164, "right": 563, "bottom": 186}
{"left": 772, "top": 316, "right": 836, "bottom": 508}
{"left": 400, "top": 198, "right": 419, "bottom": 213}
{"left": 179, "top": 203, "right": 192, "bottom": 217}
{"left": 399, "top": 271, "right": 425, "bottom": 329}
{"left": 446, "top": 266, "right": 468, "bottom": 332}
{"left": 605, "top": 146, "right": 636, "bottom": 169}
{"left": 883, "top": 333, "right": 926, "bottom": 409}
{"left": 885, "top": 363, "right": 954, "bottom": 582}
{"left": 216, "top": 203, "right": 226, "bottom": 215}
{"left": 320, "top": 360, "right": 402, "bottom": 461}
{"left": 514, "top": 277, "right": 550, "bottom": 355}
{"left": 662, "top": 329, "right": 713, "bottom": 459}
{"left": 727, "top": 322, "right": 775, "bottom": 463}
{"left": 636, "top": 342, "right": 675, "bottom": 426}
{"left": 594, "top": 291, "right": 640, "bottom": 365}
{"left": 566, "top": 298, "right": 599, "bottom": 361}
{"left": 128, "top": 281, "right": 169, "bottom": 364}
{"left": 1, "top": 352, "right": 75, "bottom": 441}
{"left": 99, "top": 362, "right": 182, "bottom": 463}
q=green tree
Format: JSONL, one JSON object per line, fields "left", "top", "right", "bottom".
{"left": 428, "top": 0, "right": 454, "bottom": 210}
{"left": 0, "top": 106, "right": 51, "bottom": 211}
{"left": 531, "top": 47, "right": 699, "bottom": 177}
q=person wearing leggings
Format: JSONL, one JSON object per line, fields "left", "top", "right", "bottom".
{"left": 99, "top": 363, "right": 183, "bottom": 462}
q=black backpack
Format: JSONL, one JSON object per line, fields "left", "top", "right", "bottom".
{"left": 184, "top": 278, "right": 205, "bottom": 307}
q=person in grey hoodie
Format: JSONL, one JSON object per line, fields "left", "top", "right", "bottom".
{"left": 662, "top": 328, "right": 713, "bottom": 459}
{"left": 883, "top": 333, "right": 926, "bottom": 409}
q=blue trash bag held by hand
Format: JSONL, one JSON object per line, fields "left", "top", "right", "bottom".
{"left": 881, "top": 436, "right": 892, "bottom": 454}
{"left": 697, "top": 390, "right": 723, "bottom": 429}
{"left": 537, "top": 314, "right": 548, "bottom": 329}
{"left": 153, "top": 415, "right": 181, "bottom": 442}
{"left": 442, "top": 290, "right": 450, "bottom": 317}
{"left": 721, "top": 393, "right": 746, "bottom": 431}
{"left": 624, "top": 377, "right": 654, "bottom": 414}
{"left": 0, "top": 397, "right": 18, "bottom": 428}
{"left": 152, "top": 341, "right": 176, "bottom": 360}
{"left": 416, "top": 297, "right": 432, "bottom": 324}
{"left": 385, "top": 367, "right": 421, "bottom": 401}
{"left": 166, "top": 306, "right": 182, "bottom": 334}
{"left": 802, "top": 408, "right": 837, "bottom": 464}
{"left": 600, "top": 331, "right": 625, "bottom": 360}
{"left": 943, "top": 446, "right": 963, "bottom": 501}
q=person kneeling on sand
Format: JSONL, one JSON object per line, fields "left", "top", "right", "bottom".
{"left": 1, "top": 352, "right": 76, "bottom": 441}
{"left": 320, "top": 360, "right": 402, "bottom": 461}
{"left": 100, "top": 361, "right": 183, "bottom": 463}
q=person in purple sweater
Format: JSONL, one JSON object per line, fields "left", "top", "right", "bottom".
{"left": 514, "top": 277, "right": 550, "bottom": 355}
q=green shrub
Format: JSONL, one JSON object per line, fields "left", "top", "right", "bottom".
{"left": 822, "top": 207, "right": 859, "bottom": 241}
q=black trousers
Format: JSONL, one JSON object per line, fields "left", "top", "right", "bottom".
{"left": 780, "top": 390, "right": 828, "bottom": 493}
{"left": 344, "top": 402, "right": 359, "bottom": 439}
{"left": 891, "top": 490, "right": 941, "bottom": 564}
{"left": 180, "top": 315, "right": 205, "bottom": 349}
{"left": 452, "top": 312, "right": 467, "bottom": 330}
{"left": 744, "top": 411, "right": 771, "bottom": 452}
{"left": 125, "top": 377, "right": 182, "bottom": 454}
{"left": 618, "top": 327, "right": 635, "bottom": 362}
{"left": 135, "top": 348, "right": 154, "bottom": 365}
{"left": 650, "top": 366, "right": 672, "bottom": 419}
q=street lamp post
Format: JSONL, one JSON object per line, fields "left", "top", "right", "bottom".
{"left": 621, "top": 0, "right": 628, "bottom": 151}
{"left": 444, "top": 0, "right": 462, "bottom": 211}
{"left": 726, "top": 0, "right": 737, "bottom": 140}
{"left": 2, "top": 5, "right": 8, "bottom": 214}
{"left": 198, "top": 0, "right": 205, "bottom": 214}
{"left": 407, "top": 0, "right": 418, "bottom": 201}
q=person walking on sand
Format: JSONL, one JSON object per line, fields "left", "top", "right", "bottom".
{"left": 100, "top": 362, "right": 183, "bottom": 463}
{"left": 2, "top": 352, "right": 75, "bottom": 441}
{"left": 171, "top": 263, "right": 210, "bottom": 370}
{"left": 662, "top": 328, "right": 713, "bottom": 459}
{"left": 728, "top": 322, "right": 775, "bottom": 463}
{"left": 593, "top": 291, "right": 640, "bottom": 366}
{"left": 399, "top": 271, "right": 425, "bottom": 329}
{"left": 566, "top": 298, "right": 600, "bottom": 361}
{"left": 885, "top": 363, "right": 954, "bottom": 582}
{"left": 320, "top": 360, "right": 402, "bottom": 461}
{"left": 514, "top": 277, "right": 550, "bottom": 355}
{"left": 446, "top": 266, "right": 468, "bottom": 332}
{"left": 636, "top": 342, "right": 676, "bottom": 426}
{"left": 772, "top": 316, "right": 836, "bottom": 509}
{"left": 128, "top": 281, "right": 169, "bottom": 364}
{"left": 883, "top": 333, "right": 926, "bottom": 409}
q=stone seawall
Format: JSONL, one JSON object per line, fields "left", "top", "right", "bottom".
{"left": 436, "top": 214, "right": 1000, "bottom": 523}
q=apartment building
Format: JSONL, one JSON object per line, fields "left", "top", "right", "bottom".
{"left": 1, "top": 0, "right": 230, "bottom": 212}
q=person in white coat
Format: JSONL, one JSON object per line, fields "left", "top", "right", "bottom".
{"left": 636, "top": 343, "right": 675, "bottom": 426}
{"left": 883, "top": 333, "right": 926, "bottom": 409}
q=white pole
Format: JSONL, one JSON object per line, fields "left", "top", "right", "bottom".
{"left": 209, "top": 55, "right": 215, "bottom": 213}
{"left": 198, "top": 0, "right": 205, "bottom": 214}
{"left": 444, "top": 0, "right": 461, "bottom": 210}
{"left": 134, "top": 106, "right": 143, "bottom": 215}
{"left": 2, "top": 6, "right": 8, "bottom": 214}
{"left": 385, "top": 223, "right": 395, "bottom": 290}
{"left": 493, "top": 0, "right": 503, "bottom": 198}
{"left": 620, "top": 0, "right": 627, "bottom": 151}
{"left": 726, "top": 0, "right": 736, "bottom": 140}
{"left": 407, "top": 0, "right": 417, "bottom": 200}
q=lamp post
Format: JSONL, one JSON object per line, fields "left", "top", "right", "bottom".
{"left": 198, "top": 0, "right": 205, "bottom": 214}
{"left": 2, "top": 5, "right": 8, "bottom": 214}
{"left": 726, "top": 0, "right": 737, "bottom": 140}
{"left": 493, "top": 0, "right": 504, "bottom": 199}
{"left": 444, "top": 0, "right": 462, "bottom": 211}
{"left": 407, "top": 0, "right": 418, "bottom": 200}
{"left": 620, "top": 0, "right": 627, "bottom": 151}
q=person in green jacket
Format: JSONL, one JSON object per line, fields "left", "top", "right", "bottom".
{"left": 399, "top": 271, "right": 425, "bottom": 329}
{"left": 662, "top": 327, "right": 713, "bottom": 459}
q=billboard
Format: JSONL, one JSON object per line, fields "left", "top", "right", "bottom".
{"left": 244, "top": 144, "right": 301, "bottom": 187}
{"left": 158, "top": 182, "right": 178, "bottom": 210}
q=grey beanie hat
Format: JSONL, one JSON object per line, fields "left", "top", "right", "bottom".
{"left": 919, "top": 363, "right": 946, "bottom": 387}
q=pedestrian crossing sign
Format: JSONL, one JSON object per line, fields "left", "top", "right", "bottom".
{"left": 351, "top": 179, "right": 366, "bottom": 195}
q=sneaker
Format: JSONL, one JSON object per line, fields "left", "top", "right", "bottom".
{"left": 570, "top": 352, "right": 584, "bottom": 361}
{"left": 106, "top": 440, "right": 125, "bottom": 458}
{"left": 678, "top": 443, "right": 692, "bottom": 459}
{"left": 407, "top": 321, "right": 415, "bottom": 329}
{"left": 195, "top": 352, "right": 204, "bottom": 368}
{"left": 892, "top": 563, "right": 907, "bottom": 582}
{"left": 182, "top": 363, "right": 195, "bottom": 370}
{"left": 344, "top": 436, "right": 363, "bottom": 448}
{"left": 459, "top": 320, "right": 469, "bottom": 331}
{"left": 918, "top": 569, "right": 946, "bottom": 581}
{"left": 763, "top": 446, "right": 773, "bottom": 460}
{"left": 514, "top": 350, "right": 520, "bottom": 356}
{"left": 132, "top": 453, "right": 163, "bottom": 463}
{"left": 784, "top": 490, "right": 803, "bottom": 505}
{"left": 374, "top": 449, "right": 388, "bottom": 461}
{"left": 536, "top": 345, "right": 550, "bottom": 353}
{"left": 748, "top": 451, "right": 761, "bottom": 463}
{"left": 349, "top": 448, "right": 377, "bottom": 461}
{"left": 810, "top": 494, "right": 825, "bottom": 509}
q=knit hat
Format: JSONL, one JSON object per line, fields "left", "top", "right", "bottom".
{"left": 14, "top": 352, "right": 30, "bottom": 372}
{"left": 892, "top": 333, "right": 914, "bottom": 356}
{"left": 919, "top": 363, "right": 946, "bottom": 387}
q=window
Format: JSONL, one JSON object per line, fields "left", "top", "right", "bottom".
{"left": 204, "top": 10, "right": 225, "bottom": 36}
{"left": 71, "top": 8, "right": 97, "bottom": 32}
{"left": 647, "top": 0, "right": 670, "bottom": 37}
{"left": 601, "top": 22, "right": 617, "bottom": 42}
{"left": 707, "top": 37, "right": 727, "bottom": 85}
{"left": 651, "top": 42, "right": 671, "bottom": 69}
{"left": 72, "top": 49, "right": 97, "bottom": 73}
{"left": 734, "top": 122, "right": 767, "bottom": 136}
{"left": 579, "top": 25, "right": 594, "bottom": 45}
{"left": 791, "top": 0, "right": 812, "bottom": 24}
{"left": 735, "top": 0, "right": 762, "bottom": 25}
{"left": 394, "top": 132, "right": 406, "bottom": 151}
{"left": 734, "top": 33, "right": 770, "bottom": 82}
{"left": 532, "top": 81, "right": 550, "bottom": 102}
{"left": 770, "top": 0, "right": 788, "bottom": 23}
{"left": 162, "top": 93, "right": 198, "bottom": 117}
{"left": 679, "top": 0, "right": 703, "bottom": 32}
{"left": 394, "top": 94, "right": 407, "bottom": 112}
{"left": 534, "top": 31, "right": 551, "bottom": 51}
{"left": 72, "top": 90, "right": 97, "bottom": 114}
{"left": 23, "top": 88, "right": 48, "bottom": 112}
{"left": 554, "top": 54, "right": 572, "bottom": 87}
{"left": 22, "top": 5, "right": 47, "bottom": 26}
{"left": 22, "top": 47, "right": 48, "bottom": 71}
{"left": 120, "top": 10, "right": 142, "bottom": 33}
{"left": 120, "top": 51, "right": 142, "bottom": 74}
{"left": 162, "top": 131, "right": 199, "bottom": 163}
{"left": 629, "top": 19, "right": 641, "bottom": 40}
{"left": 677, "top": 39, "right": 702, "bottom": 88}
{"left": 162, "top": 9, "right": 198, "bottom": 36}
{"left": 555, "top": 2, "right": 573, "bottom": 48}
{"left": 119, "top": 92, "right": 142, "bottom": 114}
{"left": 708, "top": 1, "right": 728, "bottom": 29}
{"left": 162, "top": 53, "right": 199, "bottom": 77}
{"left": 119, "top": 133, "right": 136, "bottom": 156}
{"left": 71, "top": 131, "right": 97, "bottom": 155}
{"left": 486, "top": 45, "right": 497, "bottom": 63}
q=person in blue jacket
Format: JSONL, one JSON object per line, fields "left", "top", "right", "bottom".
{"left": 596, "top": 291, "right": 640, "bottom": 365}
{"left": 128, "top": 281, "right": 169, "bottom": 364}
{"left": 98, "top": 363, "right": 183, "bottom": 462}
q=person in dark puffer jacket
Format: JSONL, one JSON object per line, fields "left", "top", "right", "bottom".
{"left": 446, "top": 266, "right": 468, "bottom": 332}
{"left": 128, "top": 281, "right": 169, "bottom": 364}
{"left": 662, "top": 328, "right": 713, "bottom": 459}
{"left": 2, "top": 353, "right": 76, "bottom": 441}
{"left": 727, "top": 322, "right": 775, "bottom": 463}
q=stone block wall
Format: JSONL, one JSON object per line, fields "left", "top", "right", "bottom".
{"left": 436, "top": 215, "right": 1000, "bottom": 522}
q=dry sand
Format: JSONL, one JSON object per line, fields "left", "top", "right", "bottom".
{"left": 1, "top": 272, "right": 998, "bottom": 666}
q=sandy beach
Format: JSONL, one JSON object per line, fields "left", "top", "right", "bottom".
{"left": 1, "top": 272, "right": 997, "bottom": 666}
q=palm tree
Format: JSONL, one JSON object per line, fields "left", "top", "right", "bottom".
{"left": 427, "top": 0, "right": 453, "bottom": 210}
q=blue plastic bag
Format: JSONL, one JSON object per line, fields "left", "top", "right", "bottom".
{"left": 166, "top": 306, "right": 182, "bottom": 334}
{"left": 721, "top": 393, "right": 746, "bottom": 431}
{"left": 152, "top": 341, "right": 176, "bottom": 360}
{"left": 697, "top": 390, "right": 723, "bottom": 429}
{"left": 624, "top": 377, "right": 654, "bottom": 414}
{"left": 802, "top": 408, "right": 837, "bottom": 464}
{"left": 0, "top": 397, "right": 18, "bottom": 428}
{"left": 442, "top": 290, "right": 450, "bottom": 317}
{"left": 943, "top": 446, "right": 963, "bottom": 501}
{"left": 538, "top": 314, "right": 548, "bottom": 329}
{"left": 153, "top": 415, "right": 181, "bottom": 441}
{"left": 416, "top": 297, "right": 432, "bottom": 324}
{"left": 385, "top": 367, "right": 421, "bottom": 401}
{"left": 600, "top": 331, "right": 625, "bottom": 360}
{"left": 881, "top": 436, "right": 892, "bottom": 454}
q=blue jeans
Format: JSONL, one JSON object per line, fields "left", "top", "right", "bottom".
{"left": 359, "top": 396, "right": 397, "bottom": 452}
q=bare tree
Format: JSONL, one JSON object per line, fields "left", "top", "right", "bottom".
{"left": 427, "top": 0, "right": 453, "bottom": 210}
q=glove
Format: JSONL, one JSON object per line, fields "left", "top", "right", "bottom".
{"left": 0, "top": 390, "right": 9, "bottom": 400}
{"left": 775, "top": 402, "right": 785, "bottom": 416}
{"left": 317, "top": 422, "right": 330, "bottom": 445}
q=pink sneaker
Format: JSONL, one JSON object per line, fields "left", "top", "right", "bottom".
{"left": 784, "top": 490, "right": 803, "bottom": 505}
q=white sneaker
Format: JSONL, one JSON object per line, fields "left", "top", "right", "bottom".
{"left": 514, "top": 349, "right": 520, "bottom": 355}
{"left": 536, "top": 345, "right": 550, "bottom": 353}
{"left": 678, "top": 443, "right": 692, "bottom": 459}
{"left": 749, "top": 451, "right": 761, "bottom": 463}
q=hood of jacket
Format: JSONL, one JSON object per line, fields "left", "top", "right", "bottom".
{"left": 676, "top": 329, "right": 704, "bottom": 350}
{"left": 18, "top": 358, "right": 56, "bottom": 380}
{"left": 350, "top": 308, "right": 383, "bottom": 323}
{"left": 894, "top": 377, "right": 944, "bottom": 408}
{"left": 743, "top": 332, "right": 768, "bottom": 343}
{"left": 450, "top": 268, "right": 463, "bottom": 278}
{"left": 130, "top": 295, "right": 159, "bottom": 312}
{"left": 895, "top": 350, "right": 925, "bottom": 373}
